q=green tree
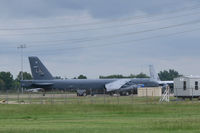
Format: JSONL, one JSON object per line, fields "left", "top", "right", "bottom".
{"left": 77, "top": 75, "right": 87, "bottom": 79}
{"left": 0, "top": 72, "right": 14, "bottom": 90}
{"left": 16, "top": 71, "right": 32, "bottom": 81}
{"left": 129, "top": 74, "right": 136, "bottom": 78}
{"left": 54, "top": 76, "right": 61, "bottom": 79}
{"left": 99, "top": 73, "right": 148, "bottom": 79}
{"left": 12, "top": 80, "right": 20, "bottom": 90}
{"left": 158, "top": 69, "right": 181, "bottom": 81}
{"left": 14, "top": 72, "right": 33, "bottom": 90}
{"left": 136, "top": 73, "right": 149, "bottom": 78}
{"left": 99, "top": 74, "right": 125, "bottom": 79}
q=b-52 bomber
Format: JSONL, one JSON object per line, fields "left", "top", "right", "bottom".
{"left": 21, "top": 57, "right": 159, "bottom": 96}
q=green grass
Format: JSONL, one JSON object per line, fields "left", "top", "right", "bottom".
{"left": 0, "top": 103, "right": 200, "bottom": 133}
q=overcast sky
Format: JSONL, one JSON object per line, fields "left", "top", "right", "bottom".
{"left": 0, "top": 0, "right": 200, "bottom": 79}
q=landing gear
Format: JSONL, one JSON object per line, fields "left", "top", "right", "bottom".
{"left": 125, "top": 92, "right": 130, "bottom": 96}
{"left": 42, "top": 89, "right": 45, "bottom": 96}
{"left": 83, "top": 92, "right": 87, "bottom": 96}
{"left": 119, "top": 91, "right": 130, "bottom": 96}
{"left": 77, "top": 90, "right": 87, "bottom": 96}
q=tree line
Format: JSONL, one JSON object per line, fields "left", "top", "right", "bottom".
{"left": 99, "top": 73, "right": 149, "bottom": 79}
{"left": 0, "top": 69, "right": 181, "bottom": 90}
{"left": 0, "top": 71, "right": 32, "bottom": 90}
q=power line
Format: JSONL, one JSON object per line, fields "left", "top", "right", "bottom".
{"left": 1, "top": 17, "right": 200, "bottom": 49}
{"left": 1, "top": 15, "right": 200, "bottom": 50}
{"left": 1, "top": 9, "right": 200, "bottom": 37}
{"left": 0, "top": 0, "right": 185, "bottom": 26}
{"left": 22, "top": 18, "right": 200, "bottom": 46}
{"left": 28, "top": 27, "right": 200, "bottom": 55}
{"left": 1, "top": 4, "right": 200, "bottom": 31}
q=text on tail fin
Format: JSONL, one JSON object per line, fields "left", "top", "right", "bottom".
{"left": 29, "top": 56, "right": 53, "bottom": 80}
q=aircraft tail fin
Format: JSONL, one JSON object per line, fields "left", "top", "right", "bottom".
{"left": 29, "top": 56, "right": 53, "bottom": 80}
{"left": 149, "top": 65, "right": 160, "bottom": 81}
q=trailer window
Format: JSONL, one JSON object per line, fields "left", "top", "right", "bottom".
{"left": 183, "top": 81, "right": 186, "bottom": 90}
{"left": 195, "top": 81, "right": 198, "bottom": 90}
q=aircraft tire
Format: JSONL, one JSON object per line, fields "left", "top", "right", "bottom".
{"left": 125, "top": 92, "right": 130, "bottom": 96}
{"left": 83, "top": 92, "right": 87, "bottom": 96}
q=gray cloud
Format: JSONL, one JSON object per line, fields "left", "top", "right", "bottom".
{"left": 0, "top": 0, "right": 194, "bottom": 19}
{"left": 0, "top": 0, "right": 200, "bottom": 78}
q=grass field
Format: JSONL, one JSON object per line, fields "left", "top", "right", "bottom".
{"left": 0, "top": 103, "right": 200, "bottom": 133}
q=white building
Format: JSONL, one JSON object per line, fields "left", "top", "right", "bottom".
{"left": 174, "top": 76, "right": 200, "bottom": 98}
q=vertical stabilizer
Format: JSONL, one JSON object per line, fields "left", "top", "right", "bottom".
{"left": 29, "top": 56, "right": 53, "bottom": 80}
{"left": 149, "top": 65, "right": 160, "bottom": 81}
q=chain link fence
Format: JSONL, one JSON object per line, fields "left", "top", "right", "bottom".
{"left": 0, "top": 87, "right": 199, "bottom": 104}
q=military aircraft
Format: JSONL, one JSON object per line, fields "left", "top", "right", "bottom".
{"left": 21, "top": 57, "right": 159, "bottom": 96}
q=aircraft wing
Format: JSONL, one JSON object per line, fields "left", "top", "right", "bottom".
{"left": 105, "top": 79, "right": 131, "bottom": 92}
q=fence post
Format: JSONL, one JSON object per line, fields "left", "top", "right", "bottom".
{"left": 131, "top": 88, "right": 134, "bottom": 104}
{"left": 0, "top": 90, "right": 1, "bottom": 103}
{"left": 104, "top": 88, "right": 106, "bottom": 104}
{"left": 29, "top": 92, "right": 32, "bottom": 104}
{"left": 17, "top": 88, "right": 20, "bottom": 104}
{"left": 192, "top": 88, "right": 193, "bottom": 102}
{"left": 117, "top": 90, "right": 119, "bottom": 104}
{"left": 146, "top": 88, "right": 148, "bottom": 104}
{"left": 176, "top": 87, "right": 178, "bottom": 104}
{"left": 40, "top": 91, "right": 43, "bottom": 104}
{"left": 151, "top": 90, "right": 153, "bottom": 104}
{"left": 64, "top": 88, "right": 67, "bottom": 104}
{"left": 6, "top": 89, "right": 8, "bottom": 104}
{"left": 77, "top": 89, "right": 80, "bottom": 104}
{"left": 90, "top": 88, "right": 93, "bottom": 104}
{"left": 168, "top": 86, "right": 171, "bottom": 104}
{"left": 51, "top": 88, "right": 54, "bottom": 104}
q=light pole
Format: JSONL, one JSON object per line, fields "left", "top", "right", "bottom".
{"left": 17, "top": 44, "right": 26, "bottom": 94}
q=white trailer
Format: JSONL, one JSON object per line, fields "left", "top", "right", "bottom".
{"left": 174, "top": 76, "right": 200, "bottom": 99}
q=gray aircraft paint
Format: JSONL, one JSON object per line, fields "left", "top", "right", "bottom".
{"left": 29, "top": 56, "right": 53, "bottom": 80}
{"left": 149, "top": 65, "right": 160, "bottom": 81}
{"left": 21, "top": 57, "right": 159, "bottom": 93}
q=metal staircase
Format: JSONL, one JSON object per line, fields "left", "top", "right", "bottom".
{"left": 160, "top": 85, "right": 170, "bottom": 102}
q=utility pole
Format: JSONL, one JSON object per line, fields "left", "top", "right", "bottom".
{"left": 17, "top": 44, "right": 26, "bottom": 94}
